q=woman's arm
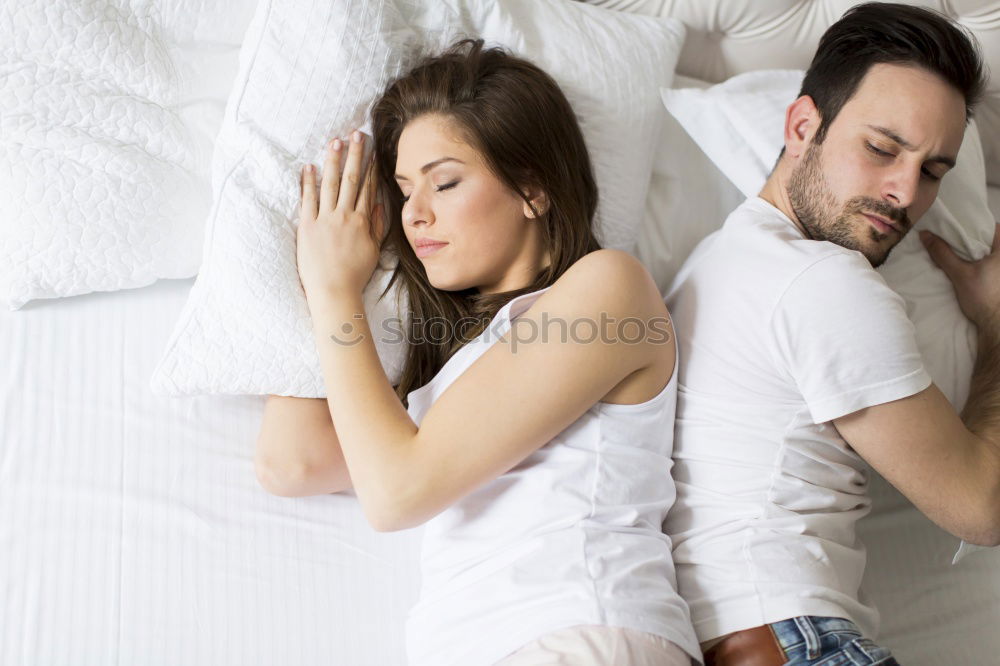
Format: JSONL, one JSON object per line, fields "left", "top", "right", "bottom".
{"left": 310, "top": 248, "right": 671, "bottom": 532}
{"left": 254, "top": 395, "right": 354, "bottom": 496}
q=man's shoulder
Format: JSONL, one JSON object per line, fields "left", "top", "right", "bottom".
{"left": 728, "top": 197, "right": 862, "bottom": 268}
{"left": 672, "top": 198, "right": 866, "bottom": 298}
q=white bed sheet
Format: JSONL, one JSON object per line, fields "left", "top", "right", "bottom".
{"left": 0, "top": 279, "right": 421, "bottom": 666}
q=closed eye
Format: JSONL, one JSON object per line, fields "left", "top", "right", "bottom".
{"left": 865, "top": 138, "right": 946, "bottom": 182}
{"left": 400, "top": 181, "right": 458, "bottom": 204}
{"left": 866, "top": 142, "right": 892, "bottom": 158}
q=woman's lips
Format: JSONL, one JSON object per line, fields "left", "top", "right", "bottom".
{"left": 415, "top": 242, "right": 448, "bottom": 258}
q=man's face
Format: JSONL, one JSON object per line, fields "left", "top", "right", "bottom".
{"left": 787, "top": 63, "right": 966, "bottom": 267}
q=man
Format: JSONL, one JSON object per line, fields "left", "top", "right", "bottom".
{"left": 664, "top": 3, "right": 994, "bottom": 664}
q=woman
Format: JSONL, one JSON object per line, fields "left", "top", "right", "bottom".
{"left": 255, "top": 39, "right": 700, "bottom": 666}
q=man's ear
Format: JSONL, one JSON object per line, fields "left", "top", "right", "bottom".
{"left": 521, "top": 187, "right": 548, "bottom": 219}
{"left": 784, "top": 94, "right": 821, "bottom": 160}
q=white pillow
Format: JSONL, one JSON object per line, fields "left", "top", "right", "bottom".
{"left": 633, "top": 74, "right": 746, "bottom": 295}
{"left": 148, "top": 0, "right": 686, "bottom": 397}
{"left": 0, "top": 0, "right": 257, "bottom": 311}
{"left": 660, "top": 69, "right": 997, "bottom": 562}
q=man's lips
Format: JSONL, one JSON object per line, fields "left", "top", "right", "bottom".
{"left": 862, "top": 212, "right": 902, "bottom": 235}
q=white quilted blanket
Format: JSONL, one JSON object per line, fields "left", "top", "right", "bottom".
{"left": 0, "top": 0, "right": 257, "bottom": 310}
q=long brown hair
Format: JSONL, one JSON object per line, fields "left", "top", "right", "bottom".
{"left": 369, "top": 38, "right": 601, "bottom": 406}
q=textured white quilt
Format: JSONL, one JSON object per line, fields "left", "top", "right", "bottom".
{"left": 0, "top": 0, "right": 257, "bottom": 310}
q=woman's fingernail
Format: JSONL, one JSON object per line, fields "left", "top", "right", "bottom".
{"left": 352, "top": 130, "right": 362, "bottom": 143}
{"left": 332, "top": 138, "right": 342, "bottom": 151}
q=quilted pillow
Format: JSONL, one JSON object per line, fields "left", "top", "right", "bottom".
{"left": 660, "top": 69, "right": 997, "bottom": 562}
{"left": 148, "top": 0, "right": 686, "bottom": 397}
{"left": 0, "top": 0, "right": 257, "bottom": 310}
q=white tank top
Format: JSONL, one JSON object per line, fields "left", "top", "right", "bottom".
{"left": 403, "top": 286, "right": 700, "bottom": 666}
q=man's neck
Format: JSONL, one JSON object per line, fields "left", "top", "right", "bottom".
{"left": 758, "top": 168, "right": 810, "bottom": 239}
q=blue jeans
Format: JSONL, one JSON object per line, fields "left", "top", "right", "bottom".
{"left": 768, "top": 616, "right": 900, "bottom": 665}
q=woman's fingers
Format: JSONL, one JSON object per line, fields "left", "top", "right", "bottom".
{"left": 309, "top": 129, "right": 369, "bottom": 215}
{"left": 320, "top": 138, "right": 342, "bottom": 211}
{"left": 356, "top": 158, "right": 377, "bottom": 220}
{"left": 337, "top": 130, "right": 366, "bottom": 210}
{"left": 300, "top": 164, "right": 317, "bottom": 221}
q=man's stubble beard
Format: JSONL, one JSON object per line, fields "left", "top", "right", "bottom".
{"left": 787, "top": 141, "right": 909, "bottom": 268}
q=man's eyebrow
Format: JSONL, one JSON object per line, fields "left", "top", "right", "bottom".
{"left": 866, "top": 125, "right": 956, "bottom": 168}
{"left": 394, "top": 157, "right": 465, "bottom": 181}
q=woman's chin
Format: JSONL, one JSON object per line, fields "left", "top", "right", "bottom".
{"left": 424, "top": 272, "right": 460, "bottom": 292}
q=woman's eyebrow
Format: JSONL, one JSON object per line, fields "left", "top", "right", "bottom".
{"left": 395, "top": 157, "right": 465, "bottom": 181}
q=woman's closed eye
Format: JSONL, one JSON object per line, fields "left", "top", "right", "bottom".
{"left": 401, "top": 180, "right": 459, "bottom": 203}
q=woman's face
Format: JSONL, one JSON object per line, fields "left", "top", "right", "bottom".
{"left": 394, "top": 113, "right": 549, "bottom": 294}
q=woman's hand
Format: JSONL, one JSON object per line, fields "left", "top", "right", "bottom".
{"left": 296, "top": 130, "right": 385, "bottom": 301}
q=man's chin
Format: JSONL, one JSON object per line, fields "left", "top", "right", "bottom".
{"left": 860, "top": 238, "right": 898, "bottom": 268}
{"left": 829, "top": 232, "right": 898, "bottom": 268}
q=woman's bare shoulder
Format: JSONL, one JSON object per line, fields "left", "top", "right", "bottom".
{"left": 548, "top": 251, "right": 675, "bottom": 403}
{"left": 547, "top": 248, "right": 668, "bottom": 319}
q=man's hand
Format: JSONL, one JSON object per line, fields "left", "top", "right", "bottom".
{"left": 921, "top": 223, "right": 1000, "bottom": 330}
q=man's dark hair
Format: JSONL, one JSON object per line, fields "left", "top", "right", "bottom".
{"left": 801, "top": 2, "right": 987, "bottom": 144}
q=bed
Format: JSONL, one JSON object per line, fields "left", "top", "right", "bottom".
{"left": 2, "top": 1, "right": 999, "bottom": 665}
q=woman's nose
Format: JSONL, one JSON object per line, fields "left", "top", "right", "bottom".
{"left": 402, "top": 191, "right": 432, "bottom": 227}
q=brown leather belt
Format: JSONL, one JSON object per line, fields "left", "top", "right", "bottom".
{"left": 703, "top": 625, "right": 787, "bottom": 666}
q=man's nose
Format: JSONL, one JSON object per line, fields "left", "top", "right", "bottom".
{"left": 881, "top": 162, "right": 920, "bottom": 210}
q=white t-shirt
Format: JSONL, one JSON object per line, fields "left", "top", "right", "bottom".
{"left": 404, "top": 286, "right": 701, "bottom": 666}
{"left": 664, "top": 196, "right": 932, "bottom": 643}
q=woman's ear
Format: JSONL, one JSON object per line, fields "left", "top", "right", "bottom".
{"left": 521, "top": 187, "right": 548, "bottom": 219}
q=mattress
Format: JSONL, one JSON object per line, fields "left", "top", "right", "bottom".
{"left": 0, "top": 278, "right": 422, "bottom": 666}
{"left": 2, "top": 191, "right": 998, "bottom": 666}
